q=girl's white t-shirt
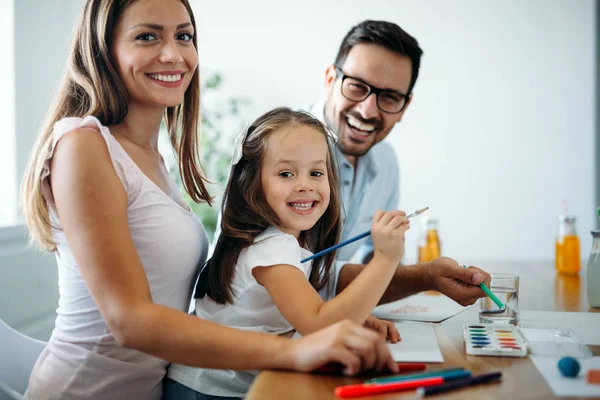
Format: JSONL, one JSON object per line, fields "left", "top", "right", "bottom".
{"left": 26, "top": 116, "right": 208, "bottom": 400}
{"left": 167, "top": 227, "right": 313, "bottom": 397}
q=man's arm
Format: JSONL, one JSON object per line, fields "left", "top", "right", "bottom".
{"left": 337, "top": 262, "right": 433, "bottom": 305}
{"left": 336, "top": 257, "right": 491, "bottom": 306}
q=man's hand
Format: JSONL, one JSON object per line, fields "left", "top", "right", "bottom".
{"left": 428, "top": 257, "right": 492, "bottom": 306}
{"left": 364, "top": 315, "right": 401, "bottom": 343}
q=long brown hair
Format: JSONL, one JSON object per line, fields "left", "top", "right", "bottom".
{"left": 20, "top": 0, "right": 211, "bottom": 251}
{"left": 195, "top": 107, "right": 342, "bottom": 304}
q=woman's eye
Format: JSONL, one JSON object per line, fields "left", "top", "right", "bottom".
{"left": 136, "top": 33, "right": 157, "bottom": 41}
{"left": 178, "top": 33, "right": 193, "bottom": 41}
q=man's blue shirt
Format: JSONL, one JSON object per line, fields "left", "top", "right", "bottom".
{"left": 305, "top": 101, "right": 401, "bottom": 298}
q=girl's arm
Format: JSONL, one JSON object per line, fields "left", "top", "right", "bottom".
{"left": 49, "top": 129, "right": 397, "bottom": 374}
{"left": 252, "top": 211, "right": 409, "bottom": 336}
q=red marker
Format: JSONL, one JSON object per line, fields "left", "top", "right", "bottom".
{"left": 316, "top": 362, "right": 425, "bottom": 374}
{"left": 335, "top": 377, "right": 444, "bottom": 398}
{"left": 395, "top": 363, "right": 427, "bottom": 372}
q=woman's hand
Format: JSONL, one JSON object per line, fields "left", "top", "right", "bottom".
{"left": 285, "top": 320, "right": 399, "bottom": 376}
{"left": 364, "top": 315, "right": 401, "bottom": 343}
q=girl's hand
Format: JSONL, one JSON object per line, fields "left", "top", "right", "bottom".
{"left": 371, "top": 210, "right": 410, "bottom": 266}
{"left": 364, "top": 315, "right": 401, "bottom": 343}
{"left": 285, "top": 320, "right": 399, "bottom": 376}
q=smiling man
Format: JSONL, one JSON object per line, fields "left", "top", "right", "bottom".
{"left": 305, "top": 21, "right": 491, "bottom": 306}
{"left": 306, "top": 20, "right": 421, "bottom": 267}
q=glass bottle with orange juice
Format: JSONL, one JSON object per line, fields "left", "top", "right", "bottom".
{"left": 555, "top": 215, "right": 580, "bottom": 274}
{"left": 418, "top": 218, "right": 441, "bottom": 263}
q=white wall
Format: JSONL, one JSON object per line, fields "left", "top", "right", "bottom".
{"left": 0, "top": 0, "right": 16, "bottom": 227}
{"left": 0, "top": 0, "right": 82, "bottom": 339}
{"left": 193, "top": 0, "right": 596, "bottom": 263}
{"left": 15, "top": 0, "right": 82, "bottom": 188}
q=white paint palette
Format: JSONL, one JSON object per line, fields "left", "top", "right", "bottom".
{"left": 463, "top": 323, "right": 527, "bottom": 357}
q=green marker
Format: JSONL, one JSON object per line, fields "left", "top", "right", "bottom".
{"left": 463, "top": 265, "right": 504, "bottom": 309}
{"left": 366, "top": 367, "right": 467, "bottom": 384}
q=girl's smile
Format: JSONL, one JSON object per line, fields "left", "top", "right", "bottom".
{"left": 288, "top": 200, "right": 320, "bottom": 215}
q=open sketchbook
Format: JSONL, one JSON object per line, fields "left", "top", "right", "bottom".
{"left": 388, "top": 322, "right": 444, "bottom": 363}
{"left": 372, "top": 291, "right": 468, "bottom": 323}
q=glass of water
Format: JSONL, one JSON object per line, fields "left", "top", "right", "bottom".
{"left": 479, "top": 273, "right": 519, "bottom": 325}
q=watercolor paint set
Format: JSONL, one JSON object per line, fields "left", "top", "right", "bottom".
{"left": 463, "top": 323, "right": 527, "bottom": 357}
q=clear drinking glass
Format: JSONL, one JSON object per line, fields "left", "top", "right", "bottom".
{"left": 479, "top": 273, "right": 519, "bottom": 325}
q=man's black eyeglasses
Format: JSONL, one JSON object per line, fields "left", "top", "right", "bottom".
{"left": 335, "top": 66, "right": 410, "bottom": 114}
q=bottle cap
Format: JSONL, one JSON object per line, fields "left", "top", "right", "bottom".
{"left": 558, "top": 215, "right": 576, "bottom": 223}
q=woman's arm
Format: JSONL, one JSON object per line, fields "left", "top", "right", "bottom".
{"left": 252, "top": 211, "right": 408, "bottom": 336}
{"left": 50, "top": 129, "right": 397, "bottom": 374}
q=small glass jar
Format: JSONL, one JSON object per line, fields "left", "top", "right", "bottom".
{"left": 555, "top": 215, "right": 580, "bottom": 275}
{"left": 418, "top": 218, "right": 441, "bottom": 263}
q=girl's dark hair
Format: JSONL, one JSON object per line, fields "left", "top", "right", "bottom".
{"left": 195, "top": 107, "right": 342, "bottom": 304}
{"left": 335, "top": 20, "right": 424, "bottom": 94}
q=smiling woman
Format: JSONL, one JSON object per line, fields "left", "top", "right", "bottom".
{"left": 111, "top": 17, "right": 197, "bottom": 104}
{"left": 17, "top": 1, "right": 397, "bottom": 399}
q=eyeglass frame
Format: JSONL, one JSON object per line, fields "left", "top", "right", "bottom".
{"left": 334, "top": 65, "right": 410, "bottom": 114}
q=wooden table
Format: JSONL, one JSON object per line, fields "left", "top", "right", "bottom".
{"left": 247, "top": 262, "right": 600, "bottom": 400}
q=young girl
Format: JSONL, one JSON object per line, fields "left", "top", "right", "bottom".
{"left": 19, "top": 1, "right": 397, "bottom": 399}
{"left": 165, "top": 107, "right": 410, "bottom": 399}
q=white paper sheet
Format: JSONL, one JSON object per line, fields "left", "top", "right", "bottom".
{"left": 530, "top": 355, "right": 600, "bottom": 397}
{"left": 372, "top": 292, "right": 467, "bottom": 322}
{"left": 387, "top": 322, "right": 444, "bottom": 363}
{"left": 519, "top": 311, "right": 600, "bottom": 345}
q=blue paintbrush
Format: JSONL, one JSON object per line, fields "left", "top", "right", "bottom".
{"left": 300, "top": 207, "right": 429, "bottom": 263}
